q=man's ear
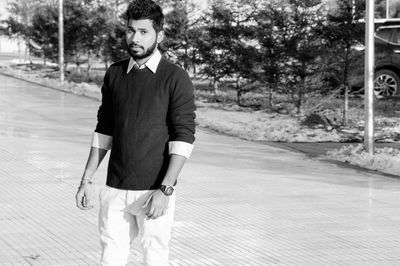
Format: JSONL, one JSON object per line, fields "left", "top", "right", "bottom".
{"left": 156, "top": 30, "right": 165, "bottom": 44}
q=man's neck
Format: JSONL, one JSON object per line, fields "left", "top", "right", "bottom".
{"left": 135, "top": 57, "right": 149, "bottom": 66}
{"left": 134, "top": 50, "right": 157, "bottom": 66}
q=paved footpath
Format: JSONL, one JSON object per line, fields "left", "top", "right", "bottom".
{"left": 1, "top": 73, "right": 400, "bottom": 266}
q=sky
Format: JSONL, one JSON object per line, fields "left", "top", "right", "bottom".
{"left": 0, "top": 1, "right": 8, "bottom": 20}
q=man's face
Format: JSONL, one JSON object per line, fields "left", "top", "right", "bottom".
{"left": 126, "top": 19, "right": 163, "bottom": 61}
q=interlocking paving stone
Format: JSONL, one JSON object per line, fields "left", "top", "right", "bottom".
{"left": 2, "top": 73, "right": 400, "bottom": 265}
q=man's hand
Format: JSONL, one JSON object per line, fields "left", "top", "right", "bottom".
{"left": 75, "top": 183, "right": 93, "bottom": 210}
{"left": 142, "top": 190, "right": 170, "bottom": 219}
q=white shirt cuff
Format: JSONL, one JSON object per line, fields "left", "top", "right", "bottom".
{"left": 91, "top": 132, "right": 112, "bottom": 150}
{"left": 168, "top": 141, "right": 194, "bottom": 159}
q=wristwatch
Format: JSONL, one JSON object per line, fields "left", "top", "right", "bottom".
{"left": 159, "top": 185, "right": 174, "bottom": 196}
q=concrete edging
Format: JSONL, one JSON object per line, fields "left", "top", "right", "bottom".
{"left": 0, "top": 67, "right": 101, "bottom": 101}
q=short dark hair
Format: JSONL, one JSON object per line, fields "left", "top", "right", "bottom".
{"left": 124, "top": 0, "right": 164, "bottom": 32}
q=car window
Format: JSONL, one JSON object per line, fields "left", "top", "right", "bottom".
{"left": 376, "top": 28, "right": 393, "bottom": 42}
{"left": 393, "top": 28, "right": 400, "bottom": 44}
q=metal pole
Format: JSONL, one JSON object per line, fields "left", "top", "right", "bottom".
{"left": 58, "top": 0, "right": 64, "bottom": 83}
{"left": 364, "top": 0, "right": 374, "bottom": 155}
{"left": 387, "top": 0, "right": 390, "bottom": 19}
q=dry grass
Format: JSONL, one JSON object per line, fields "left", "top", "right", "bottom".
{"left": 326, "top": 144, "right": 400, "bottom": 176}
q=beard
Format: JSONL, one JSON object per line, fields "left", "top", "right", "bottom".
{"left": 127, "top": 40, "right": 157, "bottom": 60}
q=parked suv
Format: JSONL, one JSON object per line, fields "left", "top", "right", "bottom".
{"left": 350, "top": 22, "right": 400, "bottom": 98}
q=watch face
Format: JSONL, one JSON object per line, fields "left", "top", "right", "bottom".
{"left": 165, "top": 186, "right": 174, "bottom": 195}
{"left": 161, "top": 185, "right": 174, "bottom": 195}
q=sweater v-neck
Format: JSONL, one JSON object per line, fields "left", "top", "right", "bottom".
{"left": 129, "top": 67, "right": 152, "bottom": 74}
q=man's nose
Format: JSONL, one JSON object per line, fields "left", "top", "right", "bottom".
{"left": 129, "top": 32, "right": 140, "bottom": 43}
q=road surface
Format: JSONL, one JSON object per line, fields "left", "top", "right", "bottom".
{"left": 1, "top": 73, "right": 400, "bottom": 265}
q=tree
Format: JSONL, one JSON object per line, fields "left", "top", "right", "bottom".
{"left": 279, "top": 0, "right": 325, "bottom": 114}
{"left": 3, "top": 0, "right": 50, "bottom": 63}
{"left": 101, "top": 21, "right": 128, "bottom": 64}
{"left": 196, "top": 0, "right": 259, "bottom": 106}
{"left": 78, "top": 3, "right": 113, "bottom": 74}
{"left": 29, "top": 0, "right": 114, "bottom": 71}
{"left": 322, "top": 0, "right": 365, "bottom": 125}
{"left": 254, "top": 1, "right": 287, "bottom": 109}
{"left": 30, "top": 4, "right": 58, "bottom": 62}
{"left": 163, "top": 1, "right": 202, "bottom": 72}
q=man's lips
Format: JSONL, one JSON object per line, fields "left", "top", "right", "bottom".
{"left": 129, "top": 44, "right": 142, "bottom": 50}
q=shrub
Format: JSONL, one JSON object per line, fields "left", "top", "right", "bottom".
{"left": 66, "top": 69, "right": 104, "bottom": 85}
{"left": 326, "top": 144, "right": 400, "bottom": 175}
{"left": 375, "top": 99, "right": 400, "bottom": 117}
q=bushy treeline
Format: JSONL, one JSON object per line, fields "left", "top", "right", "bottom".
{"left": 3, "top": 0, "right": 366, "bottom": 116}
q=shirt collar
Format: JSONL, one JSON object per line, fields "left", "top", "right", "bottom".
{"left": 127, "top": 49, "right": 162, "bottom": 74}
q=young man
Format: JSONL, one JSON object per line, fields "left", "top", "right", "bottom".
{"left": 75, "top": 0, "right": 196, "bottom": 265}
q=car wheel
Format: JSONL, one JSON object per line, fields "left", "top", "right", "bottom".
{"left": 374, "top": 69, "right": 400, "bottom": 98}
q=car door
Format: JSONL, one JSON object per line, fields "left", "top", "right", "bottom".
{"left": 389, "top": 26, "right": 400, "bottom": 67}
{"left": 375, "top": 27, "right": 393, "bottom": 66}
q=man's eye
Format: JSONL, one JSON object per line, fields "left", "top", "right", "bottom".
{"left": 141, "top": 30, "right": 147, "bottom": 34}
{"left": 127, "top": 28, "right": 134, "bottom": 33}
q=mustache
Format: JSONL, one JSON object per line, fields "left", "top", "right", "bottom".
{"left": 128, "top": 43, "right": 143, "bottom": 49}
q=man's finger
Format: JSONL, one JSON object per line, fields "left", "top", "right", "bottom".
{"left": 142, "top": 194, "right": 153, "bottom": 208}
{"left": 76, "top": 193, "right": 83, "bottom": 208}
{"left": 76, "top": 189, "right": 85, "bottom": 201}
{"left": 83, "top": 195, "right": 93, "bottom": 208}
{"left": 147, "top": 205, "right": 156, "bottom": 218}
{"left": 152, "top": 209, "right": 164, "bottom": 219}
{"left": 78, "top": 206, "right": 93, "bottom": 210}
{"left": 75, "top": 193, "right": 93, "bottom": 210}
{"left": 77, "top": 201, "right": 93, "bottom": 210}
{"left": 84, "top": 196, "right": 91, "bottom": 208}
{"left": 150, "top": 210, "right": 158, "bottom": 219}
{"left": 77, "top": 197, "right": 85, "bottom": 209}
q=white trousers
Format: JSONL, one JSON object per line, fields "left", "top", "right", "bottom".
{"left": 99, "top": 186, "right": 175, "bottom": 266}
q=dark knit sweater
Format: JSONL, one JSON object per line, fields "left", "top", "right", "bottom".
{"left": 95, "top": 57, "right": 196, "bottom": 190}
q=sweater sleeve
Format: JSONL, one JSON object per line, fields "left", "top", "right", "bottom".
{"left": 94, "top": 69, "right": 114, "bottom": 138}
{"left": 168, "top": 69, "right": 196, "bottom": 158}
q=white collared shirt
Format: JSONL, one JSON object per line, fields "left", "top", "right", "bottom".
{"left": 126, "top": 49, "right": 162, "bottom": 74}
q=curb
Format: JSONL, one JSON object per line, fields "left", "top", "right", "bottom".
{"left": 0, "top": 65, "right": 102, "bottom": 101}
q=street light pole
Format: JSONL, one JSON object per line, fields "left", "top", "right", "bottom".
{"left": 58, "top": 0, "right": 64, "bottom": 83}
{"left": 364, "top": 0, "right": 374, "bottom": 155}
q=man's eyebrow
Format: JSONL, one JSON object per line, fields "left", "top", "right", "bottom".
{"left": 127, "top": 26, "right": 150, "bottom": 31}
